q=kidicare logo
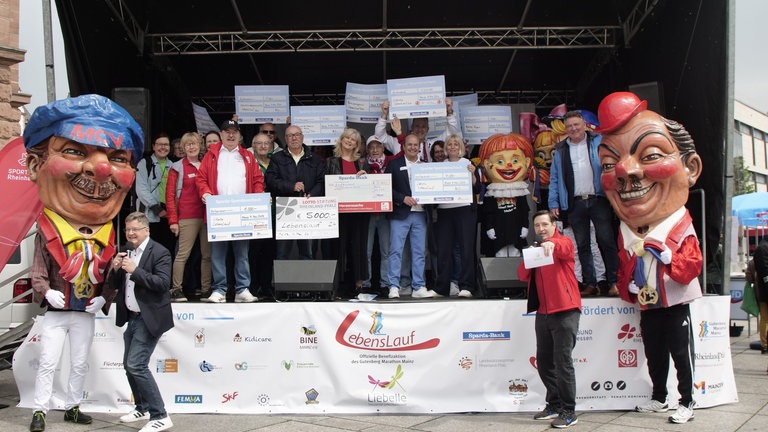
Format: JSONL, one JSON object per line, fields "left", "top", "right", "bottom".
{"left": 335, "top": 310, "right": 440, "bottom": 351}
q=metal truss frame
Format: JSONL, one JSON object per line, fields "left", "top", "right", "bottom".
{"left": 151, "top": 27, "right": 620, "bottom": 55}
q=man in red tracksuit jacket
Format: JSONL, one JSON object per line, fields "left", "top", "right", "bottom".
{"left": 518, "top": 210, "right": 582, "bottom": 429}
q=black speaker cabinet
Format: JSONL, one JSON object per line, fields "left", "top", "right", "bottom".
{"left": 478, "top": 257, "right": 527, "bottom": 298}
{"left": 112, "top": 87, "right": 151, "bottom": 150}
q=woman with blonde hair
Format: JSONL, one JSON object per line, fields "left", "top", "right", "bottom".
{"left": 325, "top": 128, "right": 370, "bottom": 296}
{"left": 166, "top": 132, "right": 211, "bottom": 301}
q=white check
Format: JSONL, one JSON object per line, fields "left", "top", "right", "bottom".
{"left": 324, "top": 174, "right": 393, "bottom": 213}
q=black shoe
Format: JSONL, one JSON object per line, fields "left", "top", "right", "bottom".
{"left": 29, "top": 411, "right": 46, "bottom": 432}
{"left": 170, "top": 289, "right": 188, "bottom": 302}
{"left": 63, "top": 406, "right": 92, "bottom": 424}
{"left": 551, "top": 410, "right": 578, "bottom": 428}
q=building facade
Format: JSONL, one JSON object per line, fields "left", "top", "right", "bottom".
{"left": 734, "top": 100, "right": 768, "bottom": 192}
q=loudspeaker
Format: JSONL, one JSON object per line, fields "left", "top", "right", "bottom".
{"left": 273, "top": 260, "right": 338, "bottom": 293}
{"left": 478, "top": 257, "right": 527, "bottom": 298}
{"left": 628, "top": 82, "right": 665, "bottom": 116}
{"left": 112, "top": 87, "right": 151, "bottom": 151}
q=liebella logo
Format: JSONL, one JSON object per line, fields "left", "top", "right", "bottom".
{"left": 335, "top": 310, "right": 440, "bottom": 351}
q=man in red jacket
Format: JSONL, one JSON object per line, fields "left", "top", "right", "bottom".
{"left": 518, "top": 210, "right": 582, "bottom": 428}
{"left": 197, "top": 119, "right": 265, "bottom": 303}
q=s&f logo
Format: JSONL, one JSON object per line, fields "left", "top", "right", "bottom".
{"left": 222, "top": 392, "right": 239, "bottom": 403}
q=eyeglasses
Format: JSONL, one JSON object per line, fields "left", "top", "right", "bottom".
{"left": 124, "top": 227, "right": 148, "bottom": 233}
{"left": 286, "top": 133, "right": 303, "bottom": 139}
{"left": 254, "top": 141, "right": 271, "bottom": 146}
{"left": 262, "top": 130, "right": 276, "bottom": 135}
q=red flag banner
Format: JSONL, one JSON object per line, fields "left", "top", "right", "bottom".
{"left": 0, "top": 137, "right": 43, "bottom": 270}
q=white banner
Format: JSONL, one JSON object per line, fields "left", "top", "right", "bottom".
{"left": 13, "top": 297, "right": 737, "bottom": 414}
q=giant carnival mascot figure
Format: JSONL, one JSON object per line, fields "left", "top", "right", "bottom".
{"left": 478, "top": 133, "right": 534, "bottom": 257}
{"left": 596, "top": 91, "right": 702, "bottom": 424}
{"left": 23, "top": 94, "right": 143, "bottom": 432}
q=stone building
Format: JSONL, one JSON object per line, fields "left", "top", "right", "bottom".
{"left": 0, "top": 0, "right": 30, "bottom": 150}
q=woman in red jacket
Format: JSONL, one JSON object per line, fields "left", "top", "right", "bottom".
{"left": 166, "top": 132, "right": 211, "bottom": 302}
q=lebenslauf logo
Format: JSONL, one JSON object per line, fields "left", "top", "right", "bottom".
{"left": 335, "top": 310, "right": 439, "bottom": 351}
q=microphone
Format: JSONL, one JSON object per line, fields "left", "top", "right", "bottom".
{"left": 118, "top": 243, "right": 134, "bottom": 253}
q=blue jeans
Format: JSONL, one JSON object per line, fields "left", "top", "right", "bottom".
{"left": 123, "top": 315, "right": 166, "bottom": 420}
{"left": 210, "top": 240, "right": 250, "bottom": 294}
{"left": 275, "top": 240, "right": 313, "bottom": 260}
{"left": 364, "top": 213, "right": 390, "bottom": 288}
{"left": 387, "top": 212, "right": 427, "bottom": 288}
{"left": 568, "top": 196, "right": 618, "bottom": 286}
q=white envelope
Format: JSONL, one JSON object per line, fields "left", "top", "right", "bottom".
{"left": 522, "top": 246, "right": 555, "bottom": 269}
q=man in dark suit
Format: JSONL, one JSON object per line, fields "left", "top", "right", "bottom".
{"left": 384, "top": 134, "right": 438, "bottom": 299}
{"left": 102, "top": 211, "right": 174, "bottom": 432}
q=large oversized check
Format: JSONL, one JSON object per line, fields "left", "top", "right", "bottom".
{"left": 275, "top": 197, "right": 339, "bottom": 239}
{"left": 206, "top": 193, "right": 272, "bottom": 242}
{"left": 234, "top": 85, "right": 290, "bottom": 124}
{"left": 290, "top": 105, "right": 346, "bottom": 145}
{"left": 325, "top": 174, "right": 393, "bottom": 213}
{"left": 386, "top": 75, "right": 447, "bottom": 120}
{"left": 411, "top": 161, "right": 473, "bottom": 204}
{"left": 345, "top": 83, "right": 388, "bottom": 123}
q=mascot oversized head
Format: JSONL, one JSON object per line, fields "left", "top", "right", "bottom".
{"left": 478, "top": 133, "right": 534, "bottom": 257}
{"left": 23, "top": 94, "right": 143, "bottom": 309}
{"left": 596, "top": 91, "right": 703, "bottom": 309}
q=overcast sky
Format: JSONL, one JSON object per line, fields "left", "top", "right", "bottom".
{"left": 17, "top": 1, "right": 768, "bottom": 114}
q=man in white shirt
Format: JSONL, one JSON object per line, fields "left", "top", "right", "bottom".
{"left": 197, "top": 120, "right": 265, "bottom": 303}
{"left": 374, "top": 98, "right": 458, "bottom": 161}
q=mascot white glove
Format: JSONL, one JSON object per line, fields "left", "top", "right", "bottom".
{"left": 44, "top": 289, "right": 66, "bottom": 309}
{"left": 486, "top": 228, "right": 497, "bottom": 240}
{"left": 520, "top": 227, "right": 528, "bottom": 239}
{"left": 85, "top": 296, "right": 106, "bottom": 314}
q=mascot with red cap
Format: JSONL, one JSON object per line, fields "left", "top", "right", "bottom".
{"left": 23, "top": 95, "right": 143, "bottom": 432}
{"left": 596, "top": 91, "right": 702, "bottom": 424}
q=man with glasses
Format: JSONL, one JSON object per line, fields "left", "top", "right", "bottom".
{"left": 103, "top": 211, "right": 174, "bottom": 432}
{"left": 23, "top": 95, "right": 143, "bottom": 432}
{"left": 197, "top": 119, "right": 264, "bottom": 303}
{"left": 258, "top": 122, "right": 283, "bottom": 151}
{"left": 135, "top": 133, "right": 176, "bottom": 259}
{"left": 265, "top": 125, "right": 326, "bottom": 259}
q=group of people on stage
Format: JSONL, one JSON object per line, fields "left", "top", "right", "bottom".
{"left": 20, "top": 91, "right": 705, "bottom": 431}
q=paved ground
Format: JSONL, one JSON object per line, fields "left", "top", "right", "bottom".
{"left": 0, "top": 317, "right": 766, "bottom": 432}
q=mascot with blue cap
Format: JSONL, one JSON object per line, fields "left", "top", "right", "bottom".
{"left": 24, "top": 94, "right": 143, "bottom": 432}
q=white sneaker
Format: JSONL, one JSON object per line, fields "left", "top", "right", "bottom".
{"left": 635, "top": 399, "right": 669, "bottom": 413}
{"left": 411, "top": 288, "right": 437, "bottom": 298}
{"left": 119, "top": 410, "right": 149, "bottom": 423}
{"left": 668, "top": 402, "right": 695, "bottom": 423}
{"left": 202, "top": 291, "right": 226, "bottom": 303}
{"left": 458, "top": 289, "right": 473, "bottom": 298}
{"left": 450, "top": 281, "right": 460, "bottom": 296}
{"left": 139, "top": 416, "right": 173, "bottom": 432}
{"left": 388, "top": 287, "right": 400, "bottom": 299}
{"left": 234, "top": 290, "right": 258, "bottom": 303}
